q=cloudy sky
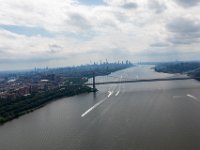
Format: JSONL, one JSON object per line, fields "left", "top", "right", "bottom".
{"left": 0, "top": 0, "right": 200, "bottom": 70}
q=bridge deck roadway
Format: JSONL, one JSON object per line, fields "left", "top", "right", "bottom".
{"left": 86, "top": 77, "right": 199, "bottom": 85}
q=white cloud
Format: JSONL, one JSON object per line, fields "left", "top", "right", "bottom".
{"left": 148, "top": 0, "right": 167, "bottom": 13}
{"left": 0, "top": 0, "right": 200, "bottom": 70}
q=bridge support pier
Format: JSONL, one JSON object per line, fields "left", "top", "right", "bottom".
{"left": 92, "top": 72, "right": 96, "bottom": 92}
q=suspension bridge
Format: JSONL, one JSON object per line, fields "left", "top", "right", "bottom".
{"left": 85, "top": 72, "right": 198, "bottom": 92}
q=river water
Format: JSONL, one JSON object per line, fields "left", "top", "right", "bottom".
{"left": 1, "top": 65, "right": 200, "bottom": 150}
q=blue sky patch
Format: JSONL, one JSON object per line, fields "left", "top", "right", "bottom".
{"left": 63, "top": 31, "right": 97, "bottom": 42}
{"left": 0, "top": 25, "right": 53, "bottom": 37}
{"left": 78, "top": 0, "right": 104, "bottom": 5}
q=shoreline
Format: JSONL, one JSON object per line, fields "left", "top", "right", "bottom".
{"left": 0, "top": 65, "right": 133, "bottom": 125}
{"left": 0, "top": 85, "right": 93, "bottom": 125}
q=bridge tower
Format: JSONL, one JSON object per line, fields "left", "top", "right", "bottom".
{"left": 92, "top": 72, "right": 96, "bottom": 92}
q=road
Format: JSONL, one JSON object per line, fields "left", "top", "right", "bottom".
{"left": 1, "top": 65, "right": 200, "bottom": 150}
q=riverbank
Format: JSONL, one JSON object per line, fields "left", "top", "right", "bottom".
{"left": 0, "top": 62, "right": 134, "bottom": 125}
{"left": 0, "top": 85, "right": 93, "bottom": 125}
{"left": 154, "top": 62, "right": 200, "bottom": 80}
